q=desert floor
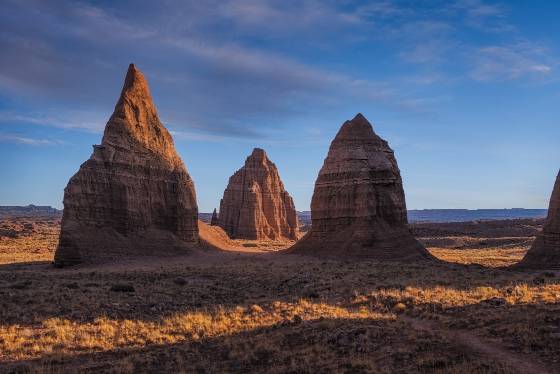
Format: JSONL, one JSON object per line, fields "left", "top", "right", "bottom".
{"left": 1, "top": 217, "right": 559, "bottom": 373}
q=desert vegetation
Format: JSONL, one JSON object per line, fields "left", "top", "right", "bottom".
{"left": 0, "top": 217, "right": 557, "bottom": 373}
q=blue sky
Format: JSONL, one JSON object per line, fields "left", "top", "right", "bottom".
{"left": 1, "top": 0, "right": 559, "bottom": 212}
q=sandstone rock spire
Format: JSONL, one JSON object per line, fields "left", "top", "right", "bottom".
{"left": 289, "top": 113, "right": 432, "bottom": 260}
{"left": 518, "top": 171, "right": 560, "bottom": 268}
{"left": 218, "top": 148, "right": 298, "bottom": 240}
{"left": 54, "top": 64, "right": 199, "bottom": 266}
{"left": 210, "top": 208, "right": 219, "bottom": 226}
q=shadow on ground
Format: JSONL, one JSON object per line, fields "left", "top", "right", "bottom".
{"left": 3, "top": 314, "right": 519, "bottom": 374}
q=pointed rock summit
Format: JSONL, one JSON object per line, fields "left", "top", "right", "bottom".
{"left": 54, "top": 64, "right": 198, "bottom": 266}
{"left": 290, "top": 114, "right": 432, "bottom": 260}
{"left": 518, "top": 171, "right": 560, "bottom": 269}
{"left": 100, "top": 64, "right": 183, "bottom": 166}
{"left": 218, "top": 148, "right": 298, "bottom": 240}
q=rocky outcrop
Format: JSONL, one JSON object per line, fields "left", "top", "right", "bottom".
{"left": 54, "top": 64, "right": 198, "bottom": 266}
{"left": 518, "top": 171, "right": 560, "bottom": 269}
{"left": 218, "top": 148, "right": 298, "bottom": 240}
{"left": 289, "top": 113, "right": 432, "bottom": 260}
{"left": 210, "top": 209, "right": 219, "bottom": 226}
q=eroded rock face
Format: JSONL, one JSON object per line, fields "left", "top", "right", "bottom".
{"left": 54, "top": 64, "right": 198, "bottom": 266}
{"left": 218, "top": 148, "right": 298, "bottom": 240}
{"left": 290, "top": 113, "right": 432, "bottom": 260}
{"left": 518, "top": 171, "right": 560, "bottom": 269}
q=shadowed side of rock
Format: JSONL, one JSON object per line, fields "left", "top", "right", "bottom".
{"left": 210, "top": 209, "right": 219, "bottom": 226}
{"left": 218, "top": 148, "right": 298, "bottom": 241}
{"left": 54, "top": 64, "right": 199, "bottom": 266}
{"left": 289, "top": 114, "right": 433, "bottom": 261}
{"left": 517, "top": 171, "right": 560, "bottom": 269}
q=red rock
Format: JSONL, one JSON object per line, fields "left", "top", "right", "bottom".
{"left": 289, "top": 114, "right": 432, "bottom": 260}
{"left": 218, "top": 148, "right": 298, "bottom": 240}
{"left": 518, "top": 171, "right": 560, "bottom": 269}
{"left": 54, "top": 64, "right": 198, "bottom": 266}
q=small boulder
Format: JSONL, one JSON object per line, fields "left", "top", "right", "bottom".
{"left": 110, "top": 283, "right": 135, "bottom": 293}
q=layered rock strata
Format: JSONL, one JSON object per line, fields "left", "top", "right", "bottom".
{"left": 218, "top": 148, "right": 298, "bottom": 240}
{"left": 289, "top": 113, "right": 432, "bottom": 260}
{"left": 54, "top": 64, "right": 198, "bottom": 266}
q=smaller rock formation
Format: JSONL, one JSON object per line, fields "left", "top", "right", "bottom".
{"left": 218, "top": 148, "right": 298, "bottom": 240}
{"left": 54, "top": 64, "right": 198, "bottom": 266}
{"left": 289, "top": 113, "right": 432, "bottom": 260}
{"left": 210, "top": 209, "right": 219, "bottom": 226}
{"left": 518, "top": 171, "right": 560, "bottom": 269}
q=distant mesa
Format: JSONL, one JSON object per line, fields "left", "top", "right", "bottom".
{"left": 0, "top": 205, "right": 61, "bottom": 218}
{"left": 217, "top": 148, "right": 299, "bottom": 241}
{"left": 517, "top": 171, "right": 560, "bottom": 269}
{"left": 289, "top": 113, "right": 433, "bottom": 260}
{"left": 54, "top": 64, "right": 199, "bottom": 267}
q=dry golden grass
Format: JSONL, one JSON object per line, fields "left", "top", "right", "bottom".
{"left": 0, "top": 217, "right": 59, "bottom": 265}
{"left": 0, "top": 217, "right": 557, "bottom": 373}
{"left": 429, "top": 246, "right": 527, "bottom": 267}
{"left": 0, "top": 300, "right": 391, "bottom": 361}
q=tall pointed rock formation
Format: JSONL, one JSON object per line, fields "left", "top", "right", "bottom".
{"left": 290, "top": 114, "right": 432, "bottom": 260}
{"left": 518, "top": 171, "right": 560, "bottom": 268}
{"left": 210, "top": 208, "right": 219, "bottom": 226}
{"left": 54, "top": 64, "right": 198, "bottom": 266}
{"left": 218, "top": 148, "right": 298, "bottom": 240}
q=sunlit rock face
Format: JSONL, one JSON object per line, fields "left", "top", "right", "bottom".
{"left": 54, "top": 64, "right": 198, "bottom": 266}
{"left": 518, "top": 171, "right": 560, "bottom": 269}
{"left": 290, "top": 113, "right": 432, "bottom": 261}
{"left": 218, "top": 148, "right": 298, "bottom": 240}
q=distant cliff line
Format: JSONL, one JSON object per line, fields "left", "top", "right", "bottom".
{"left": 0, "top": 205, "right": 62, "bottom": 218}
{"left": 201, "top": 208, "right": 547, "bottom": 225}
{"left": 0, "top": 206, "right": 546, "bottom": 224}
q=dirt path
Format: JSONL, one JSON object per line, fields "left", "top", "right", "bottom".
{"left": 401, "top": 315, "right": 554, "bottom": 374}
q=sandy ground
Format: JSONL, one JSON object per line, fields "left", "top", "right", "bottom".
{"left": 1, "top": 217, "right": 558, "bottom": 373}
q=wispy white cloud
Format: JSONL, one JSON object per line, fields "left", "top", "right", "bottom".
{"left": 1, "top": 0, "right": 558, "bottom": 144}
{"left": 0, "top": 133, "right": 64, "bottom": 146}
{"left": 470, "top": 42, "right": 555, "bottom": 81}
{"left": 0, "top": 111, "right": 105, "bottom": 132}
{"left": 0, "top": 0, "right": 444, "bottom": 140}
{"left": 374, "top": 0, "right": 557, "bottom": 84}
{"left": 451, "top": 0, "right": 512, "bottom": 32}
{"left": 217, "top": 0, "right": 365, "bottom": 33}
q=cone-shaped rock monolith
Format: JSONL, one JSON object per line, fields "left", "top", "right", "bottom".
{"left": 210, "top": 208, "right": 219, "bottom": 226}
{"left": 54, "top": 64, "right": 198, "bottom": 266}
{"left": 218, "top": 148, "right": 298, "bottom": 240}
{"left": 289, "top": 114, "right": 432, "bottom": 260}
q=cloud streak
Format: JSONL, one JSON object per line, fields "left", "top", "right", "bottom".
{"left": 470, "top": 42, "right": 555, "bottom": 81}
{"left": 0, "top": 111, "right": 105, "bottom": 133}
{"left": 0, "top": 0, "right": 558, "bottom": 142}
{"left": 0, "top": 133, "right": 63, "bottom": 146}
